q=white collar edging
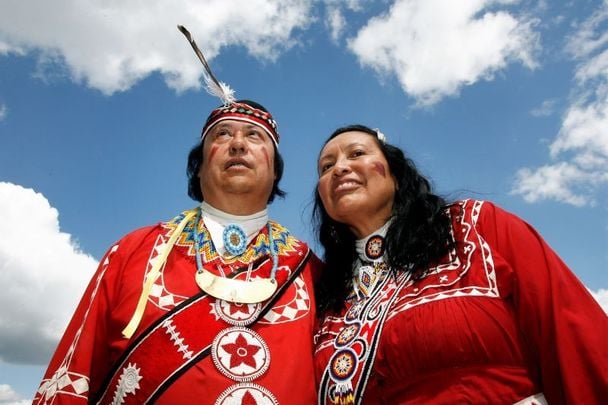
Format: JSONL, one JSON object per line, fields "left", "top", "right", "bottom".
{"left": 200, "top": 201, "right": 268, "bottom": 256}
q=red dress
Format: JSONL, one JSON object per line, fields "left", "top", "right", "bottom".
{"left": 314, "top": 200, "right": 607, "bottom": 404}
{"left": 34, "top": 208, "right": 321, "bottom": 404}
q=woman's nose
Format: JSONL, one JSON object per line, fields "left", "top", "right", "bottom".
{"left": 332, "top": 159, "right": 351, "bottom": 176}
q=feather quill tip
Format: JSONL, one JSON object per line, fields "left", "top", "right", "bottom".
{"left": 205, "top": 81, "right": 236, "bottom": 106}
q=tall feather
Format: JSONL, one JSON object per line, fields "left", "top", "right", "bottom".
{"left": 178, "top": 25, "right": 236, "bottom": 106}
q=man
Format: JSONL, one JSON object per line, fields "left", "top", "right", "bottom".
{"left": 34, "top": 100, "right": 321, "bottom": 404}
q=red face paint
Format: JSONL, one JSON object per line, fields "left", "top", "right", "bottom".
{"left": 372, "top": 161, "right": 386, "bottom": 177}
{"left": 261, "top": 147, "right": 272, "bottom": 170}
{"left": 207, "top": 144, "right": 219, "bottom": 163}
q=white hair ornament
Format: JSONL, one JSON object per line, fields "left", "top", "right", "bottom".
{"left": 374, "top": 128, "right": 387, "bottom": 143}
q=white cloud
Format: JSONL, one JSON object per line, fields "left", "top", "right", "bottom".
{"left": 322, "top": 0, "right": 366, "bottom": 43}
{"left": 565, "top": 4, "right": 608, "bottom": 61}
{"left": 550, "top": 96, "right": 608, "bottom": 168}
{"left": 512, "top": 162, "right": 600, "bottom": 206}
{"left": 0, "top": 39, "right": 25, "bottom": 56}
{"left": 512, "top": 3, "right": 608, "bottom": 206}
{"left": 0, "top": 182, "right": 98, "bottom": 365}
{"left": 573, "top": 49, "right": 608, "bottom": 82}
{"left": 0, "top": 384, "right": 29, "bottom": 405}
{"left": 530, "top": 99, "right": 557, "bottom": 117}
{"left": 323, "top": 0, "right": 365, "bottom": 11}
{"left": 0, "top": 104, "right": 6, "bottom": 121}
{"left": 347, "top": 0, "right": 539, "bottom": 106}
{"left": 326, "top": 7, "right": 347, "bottom": 43}
{"left": 589, "top": 288, "right": 608, "bottom": 314}
{"left": 0, "top": 0, "right": 314, "bottom": 95}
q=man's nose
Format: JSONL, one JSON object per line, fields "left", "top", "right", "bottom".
{"left": 229, "top": 132, "right": 246, "bottom": 154}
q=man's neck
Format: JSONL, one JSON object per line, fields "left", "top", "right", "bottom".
{"left": 203, "top": 197, "right": 268, "bottom": 216}
{"left": 201, "top": 201, "right": 267, "bottom": 221}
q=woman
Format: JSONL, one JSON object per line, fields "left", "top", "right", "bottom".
{"left": 312, "top": 124, "right": 607, "bottom": 404}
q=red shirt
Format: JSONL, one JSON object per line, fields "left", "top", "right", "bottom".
{"left": 315, "top": 200, "right": 607, "bottom": 404}
{"left": 35, "top": 209, "right": 321, "bottom": 404}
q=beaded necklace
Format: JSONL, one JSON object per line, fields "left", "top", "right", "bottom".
{"left": 352, "top": 221, "right": 391, "bottom": 300}
{"left": 193, "top": 207, "right": 279, "bottom": 303}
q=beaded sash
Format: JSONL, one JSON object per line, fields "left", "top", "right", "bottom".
{"left": 318, "top": 271, "right": 411, "bottom": 405}
{"left": 92, "top": 249, "right": 310, "bottom": 404}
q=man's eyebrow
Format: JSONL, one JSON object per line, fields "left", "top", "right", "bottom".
{"left": 214, "top": 123, "right": 232, "bottom": 129}
{"left": 214, "top": 123, "right": 261, "bottom": 130}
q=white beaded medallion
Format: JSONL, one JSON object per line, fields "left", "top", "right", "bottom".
{"left": 223, "top": 224, "right": 247, "bottom": 256}
{"left": 215, "top": 383, "right": 278, "bottom": 405}
{"left": 211, "top": 327, "right": 270, "bottom": 382}
{"left": 214, "top": 300, "right": 262, "bottom": 326}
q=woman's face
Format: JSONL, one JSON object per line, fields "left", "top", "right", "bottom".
{"left": 317, "top": 131, "right": 396, "bottom": 238}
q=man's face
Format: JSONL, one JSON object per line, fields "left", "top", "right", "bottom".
{"left": 199, "top": 119, "right": 276, "bottom": 214}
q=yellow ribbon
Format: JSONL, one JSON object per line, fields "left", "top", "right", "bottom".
{"left": 122, "top": 210, "right": 196, "bottom": 339}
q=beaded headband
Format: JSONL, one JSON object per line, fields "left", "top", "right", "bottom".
{"left": 201, "top": 102, "right": 280, "bottom": 146}
{"left": 178, "top": 25, "right": 279, "bottom": 146}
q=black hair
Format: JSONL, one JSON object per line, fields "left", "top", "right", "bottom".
{"left": 313, "top": 124, "right": 455, "bottom": 315}
{"left": 186, "top": 99, "right": 286, "bottom": 203}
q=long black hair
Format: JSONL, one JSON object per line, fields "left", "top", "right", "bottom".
{"left": 313, "top": 124, "right": 455, "bottom": 315}
{"left": 186, "top": 99, "right": 286, "bottom": 203}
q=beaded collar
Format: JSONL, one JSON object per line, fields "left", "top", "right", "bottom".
{"left": 200, "top": 201, "right": 268, "bottom": 257}
{"left": 355, "top": 220, "right": 391, "bottom": 263}
{"left": 193, "top": 206, "right": 279, "bottom": 303}
{"left": 352, "top": 220, "right": 392, "bottom": 300}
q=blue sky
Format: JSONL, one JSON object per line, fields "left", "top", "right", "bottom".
{"left": 0, "top": 0, "right": 607, "bottom": 402}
